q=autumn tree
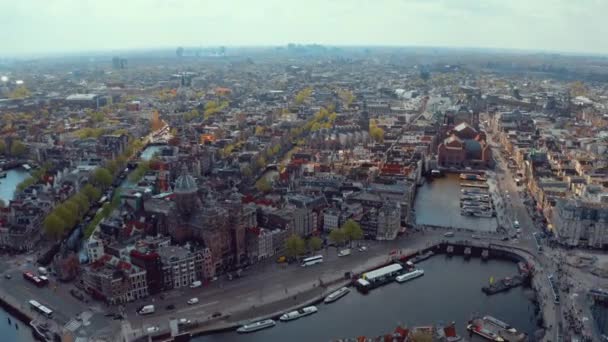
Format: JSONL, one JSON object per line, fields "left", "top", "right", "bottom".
{"left": 369, "top": 120, "right": 384, "bottom": 143}
{"left": 9, "top": 86, "right": 31, "bottom": 99}
{"left": 294, "top": 87, "right": 313, "bottom": 105}
{"left": 338, "top": 89, "right": 354, "bottom": 107}
{"left": 151, "top": 110, "right": 164, "bottom": 131}
{"left": 255, "top": 178, "right": 272, "bottom": 193}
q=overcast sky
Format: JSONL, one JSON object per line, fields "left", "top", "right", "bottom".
{"left": 1, "top": 0, "right": 607, "bottom": 57}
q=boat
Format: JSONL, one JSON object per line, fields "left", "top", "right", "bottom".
{"left": 467, "top": 323, "right": 505, "bottom": 341}
{"left": 461, "top": 182, "right": 489, "bottom": 188}
{"left": 483, "top": 316, "right": 511, "bottom": 330}
{"left": 279, "top": 306, "right": 318, "bottom": 321}
{"left": 324, "top": 287, "right": 350, "bottom": 304}
{"left": 396, "top": 269, "right": 424, "bottom": 283}
{"left": 0, "top": 171, "right": 6, "bottom": 178}
{"left": 236, "top": 319, "right": 276, "bottom": 333}
{"left": 410, "top": 251, "right": 434, "bottom": 264}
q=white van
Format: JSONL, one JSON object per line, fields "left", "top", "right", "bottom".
{"left": 187, "top": 297, "right": 199, "bottom": 305}
{"left": 139, "top": 305, "right": 155, "bottom": 315}
{"left": 190, "top": 280, "right": 202, "bottom": 288}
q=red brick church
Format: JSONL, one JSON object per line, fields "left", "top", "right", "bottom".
{"left": 437, "top": 122, "right": 492, "bottom": 167}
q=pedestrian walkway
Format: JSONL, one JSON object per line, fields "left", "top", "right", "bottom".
{"left": 64, "top": 318, "right": 82, "bottom": 332}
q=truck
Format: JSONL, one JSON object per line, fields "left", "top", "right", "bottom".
{"left": 138, "top": 305, "right": 155, "bottom": 315}
{"left": 338, "top": 249, "right": 351, "bottom": 257}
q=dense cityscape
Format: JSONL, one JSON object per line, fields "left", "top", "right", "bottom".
{"left": 3, "top": 8, "right": 608, "bottom": 341}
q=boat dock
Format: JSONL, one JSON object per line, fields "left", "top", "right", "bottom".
{"left": 482, "top": 274, "right": 526, "bottom": 295}
{"left": 467, "top": 316, "right": 527, "bottom": 342}
{"left": 460, "top": 182, "right": 489, "bottom": 188}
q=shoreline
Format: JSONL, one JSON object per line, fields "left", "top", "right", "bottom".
{"left": 178, "top": 241, "right": 544, "bottom": 339}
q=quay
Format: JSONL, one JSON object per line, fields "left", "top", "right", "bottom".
{"left": 482, "top": 274, "right": 527, "bottom": 295}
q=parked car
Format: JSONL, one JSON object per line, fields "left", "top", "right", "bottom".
{"left": 165, "top": 304, "right": 175, "bottom": 310}
{"left": 190, "top": 281, "right": 202, "bottom": 288}
{"left": 212, "top": 312, "right": 222, "bottom": 318}
{"left": 178, "top": 318, "right": 192, "bottom": 325}
{"left": 146, "top": 326, "right": 159, "bottom": 334}
{"left": 187, "top": 297, "right": 199, "bottom": 305}
{"left": 358, "top": 246, "right": 368, "bottom": 252}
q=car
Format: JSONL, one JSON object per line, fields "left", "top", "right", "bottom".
{"left": 190, "top": 280, "right": 202, "bottom": 288}
{"left": 513, "top": 220, "right": 520, "bottom": 229}
{"left": 187, "top": 297, "right": 199, "bottom": 305}
{"left": 358, "top": 246, "right": 368, "bottom": 252}
{"left": 165, "top": 304, "right": 175, "bottom": 310}
{"left": 178, "top": 318, "right": 192, "bottom": 325}
{"left": 516, "top": 229, "right": 522, "bottom": 234}
{"left": 444, "top": 232, "right": 454, "bottom": 238}
{"left": 472, "top": 235, "right": 480, "bottom": 239}
{"left": 4, "top": 274, "right": 11, "bottom": 279}
{"left": 146, "top": 326, "right": 160, "bottom": 334}
{"left": 212, "top": 311, "right": 222, "bottom": 318}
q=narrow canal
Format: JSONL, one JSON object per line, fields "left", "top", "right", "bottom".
{"left": 197, "top": 256, "right": 540, "bottom": 341}
{"left": 0, "top": 168, "right": 30, "bottom": 204}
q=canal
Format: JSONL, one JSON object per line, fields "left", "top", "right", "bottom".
{"left": 0, "top": 168, "right": 30, "bottom": 204}
{"left": 415, "top": 173, "right": 498, "bottom": 232}
{"left": 197, "top": 256, "right": 539, "bottom": 341}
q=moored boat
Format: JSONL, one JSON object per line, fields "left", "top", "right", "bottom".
{"left": 467, "top": 323, "right": 505, "bottom": 341}
{"left": 236, "top": 319, "right": 276, "bottom": 333}
{"left": 395, "top": 269, "right": 424, "bottom": 283}
{"left": 324, "top": 287, "right": 350, "bottom": 304}
{"left": 279, "top": 306, "right": 318, "bottom": 321}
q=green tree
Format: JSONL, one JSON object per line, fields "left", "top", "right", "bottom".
{"left": 341, "top": 219, "right": 363, "bottom": 246}
{"left": 92, "top": 168, "right": 113, "bottom": 188}
{"left": 44, "top": 213, "right": 66, "bottom": 240}
{"left": 329, "top": 228, "right": 345, "bottom": 247}
{"left": 90, "top": 111, "right": 105, "bottom": 123}
{"left": 241, "top": 166, "right": 253, "bottom": 177}
{"left": 64, "top": 200, "right": 81, "bottom": 218}
{"left": 338, "top": 89, "right": 354, "bottom": 107}
{"left": 307, "top": 236, "right": 323, "bottom": 252}
{"left": 105, "top": 159, "right": 119, "bottom": 175}
{"left": 285, "top": 234, "right": 306, "bottom": 258}
{"left": 82, "top": 184, "right": 101, "bottom": 202}
{"left": 55, "top": 204, "right": 77, "bottom": 228}
{"left": 255, "top": 178, "right": 272, "bottom": 193}
{"left": 72, "top": 193, "right": 90, "bottom": 215}
{"left": 10, "top": 140, "right": 27, "bottom": 156}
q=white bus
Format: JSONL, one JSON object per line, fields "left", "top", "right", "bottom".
{"left": 301, "top": 255, "right": 323, "bottom": 267}
{"left": 29, "top": 300, "right": 53, "bottom": 318}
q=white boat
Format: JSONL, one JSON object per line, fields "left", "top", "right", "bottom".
{"left": 236, "top": 319, "right": 276, "bottom": 333}
{"left": 324, "top": 287, "right": 350, "bottom": 304}
{"left": 396, "top": 269, "right": 425, "bottom": 283}
{"left": 279, "top": 306, "right": 318, "bottom": 321}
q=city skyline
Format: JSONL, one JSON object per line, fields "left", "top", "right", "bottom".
{"left": 2, "top": 0, "right": 608, "bottom": 57}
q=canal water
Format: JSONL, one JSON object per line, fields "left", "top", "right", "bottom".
{"left": 415, "top": 173, "right": 498, "bottom": 232}
{"left": 0, "top": 168, "right": 30, "bottom": 204}
{"left": 196, "top": 256, "right": 539, "bottom": 341}
{"left": 0, "top": 309, "right": 30, "bottom": 342}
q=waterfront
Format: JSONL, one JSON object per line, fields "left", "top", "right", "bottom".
{"left": 197, "top": 256, "right": 539, "bottom": 341}
{"left": 0, "top": 168, "right": 30, "bottom": 204}
{"left": 0, "top": 309, "right": 31, "bottom": 342}
{"left": 415, "top": 173, "right": 498, "bottom": 232}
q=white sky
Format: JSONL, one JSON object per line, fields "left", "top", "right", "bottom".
{"left": 1, "top": 0, "right": 607, "bottom": 56}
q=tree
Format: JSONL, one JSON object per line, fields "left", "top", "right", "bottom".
{"left": 255, "top": 178, "right": 272, "bottom": 193}
{"left": 256, "top": 156, "right": 267, "bottom": 169}
{"left": 151, "top": 110, "right": 164, "bottom": 131}
{"left": 55, "top": 204, "right": 77, "bottom": 228}
{"left": 341, "top": 219, "right": 363, "bottom": 246}
{"left": 307, "top": 236, "right": 323, "bottom": 252}
{"left": 9, "top": 85, "right": 31, "bottom": 99}
{"left": 241, "top": 166, "right": 253, "bottom": 177}
{"left": 254, "top": 126, "right": 265, "bottom": 136}
{"left": 338, "top": 89, "right": 354, "bottom": 107}
{"left": 285, "top": 234, "right": 306, "bottom": 258}
{"left": 370, "top": 123, "right": 384, "bottom": 143}
{"left": 295, "top": 87, "right": 313, "bottom": 105}
{"left": 72, "top": 193, "right": 90, "bottom": 215}
{"left": 82, "top": 184, "right": 101, "bottom": 202}
{"left": 92, "top": 168, "right": 113, "bottom": 188}
{"left": 10, "top": 140, "right": 27, "bottom": 156}
{"left": 329, "top": 228, "right": 345, "bottom": 246}
{"left": 569, "top": 81, "right": 588, "bottom": 97}
{"left": 105, "top": 159, "right": 119, "bottom": 175}
{"left": 44, "top": 214, "right": 66, "bottom": 240}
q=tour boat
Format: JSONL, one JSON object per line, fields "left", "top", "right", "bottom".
{"left": 236, "top": 319, "right": 276, "bottom": 333}
{"left": 324, "top": 287, "right": 350, "bottom": 304}
{"left": 279, "top": 306, "right": 318, "bottom": 321}
{"left": 395, "top": 269, "right": 424, "bottom": 283}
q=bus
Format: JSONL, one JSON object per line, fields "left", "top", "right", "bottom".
{"left": 301, "top": 255, "right": 323, "bottom": 267}
{"left": 29, "top": 300, "right": 53, "bottom": 318}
